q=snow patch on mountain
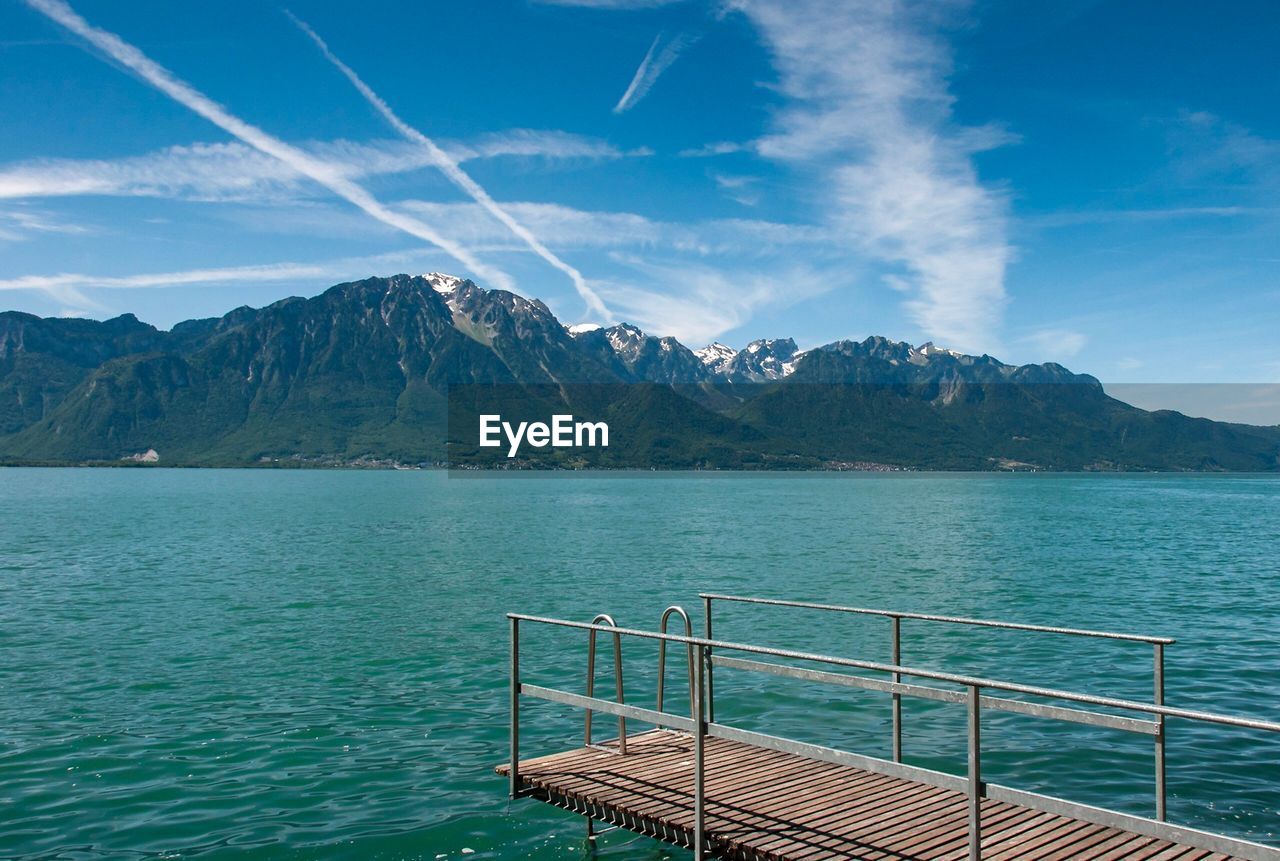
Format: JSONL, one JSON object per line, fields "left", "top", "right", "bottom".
{"left": 912, "top": 342, "right": 965, "bottom": 360}
{"left": 606, "top": 323, "right": 647, "bottom": 358}
{"left": 422, "top": 272, "right": 464, "bottom": 295}
{"left": 695, "top": 342, "right": 737, "bottom": 371}
{"left": 781, "top": 351, "right": 809, "bottom": 377}
{"left": 567, "top": 323, "right": 602, "bottom": 335}
{"left": 727, "top": 338, "right": 800, "bottom": 381}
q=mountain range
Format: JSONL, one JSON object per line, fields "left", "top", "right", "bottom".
{"left": 2, "top": 273, "right": 1277, "bottom": 470}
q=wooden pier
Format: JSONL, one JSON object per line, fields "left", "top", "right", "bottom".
{"left": 503, "top": 597, "right": 1280, "bottom": 861}
{"left": 500, "top": 729, "right": 1242, "bottom": 860}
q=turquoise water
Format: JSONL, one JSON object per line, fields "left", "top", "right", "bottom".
{"left": 1, "top": 469, "right": 1278, "bottom": 859}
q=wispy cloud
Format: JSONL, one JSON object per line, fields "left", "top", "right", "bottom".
{"left": 679, "top": 141, "right": 748, "bottom": 158}
{"left": 1032, "top": 205, "right": 1265, "bottom": 228}
{"left": 613, "top": 31, "right": 698, "bottom": 114}
{"left": 0, "top": 201, "right": 840, "bottom": 345}
{"left": 397, "top": 199, "right": 834, "bottom": 256}
{"left": 288, "top": 12, "right": 611, "bottom": 320}
{"left": 448, "top": 128, "right": 650, "bottom": 163}
{"left": 730, "top": 0, "right": 1014, "bottom": 354}
{"left": 23, "top": 0, "right": 514, "bottom": 293}
{"left": 1170, "top": 110, "right": 1280, "bottom": 188}
{"left": 0, "top": 249, "right": 440, "bottom": 293}
{"left": 0, "top": 141, "right": 304, "bottom": 203}
{"left": 0, "top": 132, "right": 643, "bottom": 204}
{"left": 712, "top": 173, "right": 761, "bottom": 206}
{"left": 0, "top": 206, "right": 89, "bottom": 240}
{"left": 598, "top": 255, "right": 838, "bottom": 345}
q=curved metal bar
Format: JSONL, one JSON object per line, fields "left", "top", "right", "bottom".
{"left": 585, "top": 613, "right": 626, "bottom": 754}
{"left": 656, "top": 605, "right": 694, "bottom": 714}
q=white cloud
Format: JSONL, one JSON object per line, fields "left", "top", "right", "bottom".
{"left": 23, "top": 0, "right": 513, "bottom": 292}
{"left": 397, "top": 199, "right": 833, "bottom": 256}
{"left": 0, "top": 249, "right": 439, "bottom": 293}
{"left": 289, "top": 12, "right": 611, "bottom": 320}
{"left": 0, "top": 132, "right": 640, "bottom": 204}
{"left": 679, "top": 141, "right": 748, "bottom": 158}
{"left": 729, "top": 0, "right": 1014, "bottom": 354}
{"left": 712, "top": 173, "right": 761, "bottom": 206}
{"left": 12, "top": 0, "right": 1022, "bottom": 353}
{"left": 447, "top": 128, "right": 648, "bottom": 162}
{"left": 613, "top": 31, "right": 698, "bottom": 114}
{"left": 0, "top": 199, "right": 843, "bottom": 347}
{"left": 597, "top": 255, "right": 838, "bottom": 344}
{"left": 1032, "top": 206, "right": 1263, "bottom": 228}
{"left": 0, "top": 207, "right": 90, "bottom": 240}
{"left": 1170, "top": 110, "right": 1280, "bottom": 190}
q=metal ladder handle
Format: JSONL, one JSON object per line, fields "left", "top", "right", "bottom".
{"left": 656, "top": 605, "right": 695, "bottom": 715}
{"left": 585, "top": 613, "right": 627, "bottom": 754}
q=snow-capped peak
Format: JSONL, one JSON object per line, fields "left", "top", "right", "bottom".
{"left": 567, "top": 323, "right": 602, "bottom": 335}
{"left": 694, "top": 342, "right": 737, "bottom": 367}
{"left": 606, "top": 323, "right": 645, "bottom": 349}
{"left": 422, "top": 272, "right": 464, "bottom": 295}
{"left": 913, "top": 341, "right": 964, "bottom": 359}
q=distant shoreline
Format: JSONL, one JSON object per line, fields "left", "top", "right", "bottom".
{"left": 3, "top": 460, "right": 1275, "bottom": 474}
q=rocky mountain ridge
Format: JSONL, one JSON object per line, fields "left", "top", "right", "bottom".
{"left": 1, "top": 274, "right": 1275, "bottom": 470}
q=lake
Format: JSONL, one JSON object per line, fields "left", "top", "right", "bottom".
{"left": 1, "top": 469, "right": 1277, "bottom": 859}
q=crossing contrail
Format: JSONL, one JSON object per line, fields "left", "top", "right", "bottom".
{"left": 288, "top": 11, "right": 613, "bottom": 320}
{"left": 614, "top": 31, "right": 697, "bottom": 114}
{"left": 23, "top": 0, "right": 514, "bottom": 292}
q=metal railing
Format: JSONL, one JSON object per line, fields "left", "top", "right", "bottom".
{"left": 507, "top": 608, "right": 1280, "bottom": 861}
{"left": 583, "top": 613, "right": 625, "bottom": 753}
{"left": 701, "top": 593, "right": 1176, "bottom": 818}
{"left": 656, "top": 605, "right": 694, "bottom": 714}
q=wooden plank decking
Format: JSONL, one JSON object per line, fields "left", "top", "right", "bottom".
{"left": 498, "top": 729, "right": 1245, "bottom": 861}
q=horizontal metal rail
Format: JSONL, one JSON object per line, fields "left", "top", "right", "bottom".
{"left": 509, "top": 613, "right": 1280, "bottom": 861}
{"left": 702, "top": 592, "right": 1177, "bottom": 817}
{"left": 700, "top": 593, "right": 1176, "bottom": 644}
{"left": 714, "top": 655, "right": 1161, "bottom": 735}
{"left": 523, "top": 683, "right": 696, "bottom": 733}
{"left": 507, "top": 614, "right": 1280, "bottom": 733}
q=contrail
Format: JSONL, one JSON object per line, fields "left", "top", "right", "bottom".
{"left": 614, "top": 31, "right": 697, "bottom": 114}
{"left": 22, "top": 0, "right": 513, "bottom": 292}
{"left": 288, "top": 12, "right": 612, "bottom": 320}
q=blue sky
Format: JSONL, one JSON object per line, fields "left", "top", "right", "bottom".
{"left": 2, "top": 0, "right": 1278, "bottom": 399}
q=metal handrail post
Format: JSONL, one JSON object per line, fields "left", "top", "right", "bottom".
{"left": 510, "top": 616, "right": 520, "bottom": 799}
{"left": 657, "top": 606, "right": 695, "bottom": 714}
{"left": 586, "top": 614, "right": 627, "bottom": 754}
{"left": 1155, "top": 642, "right": 1166, "bottom": 821}
{"left": 891, "top": 615, "right": 902, "bottom": 762}
{"left": 968, "top": 684, "right": 983, "bottom": 861}
{"left": 703, "top": 596, "right": 715, "bottom": 723}
{"left": 693, "top": 642, "right": 707, "bottom": 860}
{"left": 509, "top": 614, "right": 1280, "bottom": 733}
